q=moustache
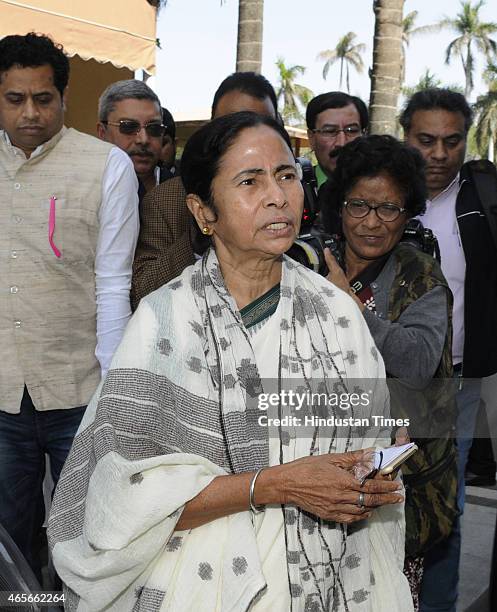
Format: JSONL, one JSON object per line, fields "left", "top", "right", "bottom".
{"left": 129, "top": 149, "right": 154, "bottom": 157}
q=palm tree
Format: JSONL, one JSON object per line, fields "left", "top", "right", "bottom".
{"left": 368, "top": 0, "right": 405, "bottom": 135}
{"left": 317, "top": 32, "right": 365, "bottom": 93}
{"left": 275, "top": 58, "right": 313, "bottom": 126}
{"left": 474, "top": 62, "right": 497, "bottom": 161}
{"left": 147, "top": 0, "right": 167, "bottom": 7}
{"left": 400, "top": 10, "right": 419, "bottom": 83}
{"left": 402, "top": 69, "right": 443, "bottom": 99}
{"left": 400, "top": 10, "right": 438, "bottom": 83}
{"left": 402, "top": 69, "right": 464, "bottom": 99}
{"left": 236, "top": 0, "right": 264, "bottom": 73}
{"left": 430, "top": 0, "right": 497, "bottom": 99}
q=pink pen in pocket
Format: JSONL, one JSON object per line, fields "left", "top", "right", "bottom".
{"left": 49, "top": 195, "right": 62, "bottom": 258}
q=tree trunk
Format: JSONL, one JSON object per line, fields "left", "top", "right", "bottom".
{"left": 464, "top": 44, "right": 472, "bottom": 99}
{"left": 489, "top": 136, "right": 495, "bottom": 164}
{"left": 236, "top": 0, "right": 264, "bottom": 73}
{"left": 368, "top": 0, "right": 405, "bottom": 135}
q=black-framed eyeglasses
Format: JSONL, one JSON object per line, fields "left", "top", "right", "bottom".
{"left": 311, "top": 126, "right": 362, "bottom": 140}
{"left": 102, "top": 119, "right": 166, "bottom": 138}
{"left": 343, "top": 198, "right": 406, "bottom": 222}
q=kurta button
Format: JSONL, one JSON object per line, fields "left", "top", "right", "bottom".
{"left": 14, "top": 321, "right": 21, "bottom": 329}
{"left": 11, "top": 250, "right": 17, "bottom": 259}
{"left": 10, "top": 286, "right": 18, "bottom": 294}
{"left": 12, "top": 215, "right": 22, "bottom": 223}
{"left": 14, "top": 183, "right": 21, "bottom": 190}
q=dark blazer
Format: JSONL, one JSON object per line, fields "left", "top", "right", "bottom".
{"left": 131, "top": 176, "right": 195, "bottom": 311}
{"left": 457, "top": 161, "right": 497, "bottom": 377}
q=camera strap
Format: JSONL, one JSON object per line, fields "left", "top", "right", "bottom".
{"left": 348, "top": 252, "right": 391, "bottom": 311}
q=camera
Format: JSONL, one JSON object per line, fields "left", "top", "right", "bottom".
{"left": 401, "top": 219, "right": 440, "bottom": 262}
{"left": 285, "top": 157, "right": 340, "bottom": 276}
{"left": 286, "top": 231, "right": 343, "bottom": 277}
{"left": 296, "top": 157, "right": 319, "bottom": 231}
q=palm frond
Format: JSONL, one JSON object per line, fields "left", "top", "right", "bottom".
{"left": 445, "top": 36, "right": 465, "bottom": 63}
{"left": 316, "top": 49, "right": 337, "bottom": 62}
{"left": 474, "top": 91, "right": 497, "bottom": 149}
{"left": 412, "top": 23, "right": 447, "bottom": 36}
{"left": 322, "top": 57, "right": 337, "bottom": 80}
{"left": 347, "top": 55, "right": 364, "bottom": 73}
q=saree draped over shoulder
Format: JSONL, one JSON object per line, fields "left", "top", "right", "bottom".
{"left": 48, "top": 250, "right": 413, "bottom": 612}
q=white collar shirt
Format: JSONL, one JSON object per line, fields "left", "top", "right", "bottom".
{"left": 417, "top": 175, "right": 466, "bottom": 365}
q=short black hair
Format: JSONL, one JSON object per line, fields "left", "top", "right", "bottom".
{"left": 211, "top": 72, "right": 278, "bottom": 118}
{"left": 321, "top": 135, "right": 427, "bottom": 235}
{"left": 161, "top": 107, "right": 176, "bottom": 140}
{"left": 400, "top": 88, "right": 473, "bottom": 134}
{"left": 0, "top": 32, "right": 69, "bottom": 98}
{"left": 182, "top": 110, "right": 291, "bottom": 205}
{"left": 306, "top": 92, "right": 369, "bottom": 131}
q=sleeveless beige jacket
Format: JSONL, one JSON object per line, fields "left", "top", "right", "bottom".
{"left": 0, "top": 127, "right": 114, "bottom": 412}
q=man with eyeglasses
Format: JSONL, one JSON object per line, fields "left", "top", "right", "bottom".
{"left": 401, "top": 89, "right": 497, "bottom": 612}
{"left": 0, "top": 33, "right": 138, "bottom": 580}
{"left": 306, "top": 92, "right": 368, "bottom": 189}
{"left": 98, "top": 80, "right": 165, "bottom": 206}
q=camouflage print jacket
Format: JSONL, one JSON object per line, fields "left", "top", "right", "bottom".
{"left": 367, "top": 243, "right": 459, "bottom": 558}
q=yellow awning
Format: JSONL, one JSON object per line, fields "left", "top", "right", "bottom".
{"left": 0, "top": 0, "right": 157, "bottom": 73}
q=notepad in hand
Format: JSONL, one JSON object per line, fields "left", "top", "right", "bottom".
{"left": 374, "top": 442, "right": 418, "bottom": 475}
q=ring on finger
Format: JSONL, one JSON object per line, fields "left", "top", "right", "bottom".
{"left": 357, "top": 491, "right": 365, "bottom": 508}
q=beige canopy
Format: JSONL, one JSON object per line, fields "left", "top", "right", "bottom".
{"left": 0, "top": 0, "right": 157, "bottom": 73}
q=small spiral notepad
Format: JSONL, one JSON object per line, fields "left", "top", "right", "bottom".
{"left": 374, "top": 442, "right": 416, "bottom": 470}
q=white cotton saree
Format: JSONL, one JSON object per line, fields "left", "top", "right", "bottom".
{"left": 48, "top": 250, "right": 413, "bottom": 612}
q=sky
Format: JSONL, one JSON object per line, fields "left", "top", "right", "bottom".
{"left": 148, "top": 0, "right": 497, "bottom": 120}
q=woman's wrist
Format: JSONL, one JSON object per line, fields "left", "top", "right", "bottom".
{"left": 251, "top": 464, "right": 289, "bottom": 507}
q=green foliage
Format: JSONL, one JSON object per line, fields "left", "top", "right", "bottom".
{"left": 402, "top": 69, "right": 464, "bottom": 100}
{"left": 402, "top": 10, "right": 420, "bottom": 48}
{"left": 275, "top": 58, "right": 314, "bottom": 126}
{"left": 317, "top": 32, "right": 365, "bottom": 93}
{"left": 474, "top": 61, "right": 497, "bottom": 158}
{"left": 400, "top": 10, "right": 438, "bottom": 84}
{"left": 427, "top": 1, "right": 497, "bottom": 98}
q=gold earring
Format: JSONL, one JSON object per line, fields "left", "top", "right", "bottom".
{"left": 202, "top": 226, "right": 211, "bottom": 235}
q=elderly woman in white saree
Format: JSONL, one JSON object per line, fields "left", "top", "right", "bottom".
{"left": 48, "top": 112, "right": 413, "bottom": 612}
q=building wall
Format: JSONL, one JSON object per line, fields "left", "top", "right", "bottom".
{"left": 65, "top": 56, "right": 133, "bottom": 137}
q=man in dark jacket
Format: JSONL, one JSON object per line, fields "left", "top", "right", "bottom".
{"left": 402, "top": 88, "right": 497, "bottom": 612}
